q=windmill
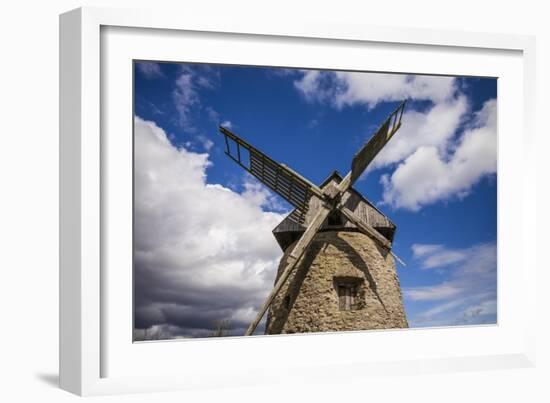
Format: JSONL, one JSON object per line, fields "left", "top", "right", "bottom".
{"left": 220, "top": 100, "right": 409, "bottom": 336}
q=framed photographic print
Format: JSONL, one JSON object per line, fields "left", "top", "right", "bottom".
{"left": 60, "top": 6, "right": 537, "bottom": 396}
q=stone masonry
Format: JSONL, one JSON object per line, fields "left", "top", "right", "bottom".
{"left": 265, "top": 230, "right": 408, "bottom": 334}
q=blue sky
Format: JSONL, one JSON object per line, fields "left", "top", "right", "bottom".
{"left": 133, "top": 61, "right": 497, "bottom": 339}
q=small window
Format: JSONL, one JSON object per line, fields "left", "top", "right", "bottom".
{"left": 338, "top": 284, "right": 358, "bottom": 311}
{"left": 334, "top": 276, "right": 364, "bottom": 311}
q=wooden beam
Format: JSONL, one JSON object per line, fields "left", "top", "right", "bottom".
{"left": 244, "top": 205, "right": 331, "bottom": 336}
{"left": 338, "top": 205, "right": 406, "bottom": 266}
{"left": 337, "top": 172, "right": 352, "bottom": 194}
{"left": 337, "top": 101, "right": 407, "bottom": 195}
{"left": 390, "top": 251, "right": 406, "bottom": 267}
{"left": 338, "top": 205, "right": 391, "bottom": 249}
{"left": 348, "top": 101, "right": 406, "bottom": 186}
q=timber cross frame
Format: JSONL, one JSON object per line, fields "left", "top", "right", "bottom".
{"left": 219, "top": 100, "right": 408, "bottom": 335}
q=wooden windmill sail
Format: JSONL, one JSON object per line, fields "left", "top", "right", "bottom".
{"left": 220, "top": 100, "right": 408, "bottom": 336}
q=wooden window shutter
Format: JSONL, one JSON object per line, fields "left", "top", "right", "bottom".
{"left": 338, "top": 283, "right": 359, "bottom": 311}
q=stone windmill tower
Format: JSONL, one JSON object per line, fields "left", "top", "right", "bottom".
{"left": 220, "top": 101, "right": 409, "bottom": 336}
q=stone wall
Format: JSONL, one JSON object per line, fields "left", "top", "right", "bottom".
{"left": 265, "top": 230, "right": 408, "bottom": 334}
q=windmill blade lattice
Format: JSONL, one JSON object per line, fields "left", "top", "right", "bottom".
{"left": 338, "top": 100, "right": 407, "bottom": 193}
{"left": 220, "top": 126, "right": 323, "bottom": 224}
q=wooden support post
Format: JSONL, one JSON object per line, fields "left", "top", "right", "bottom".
{"left": 244, "top": 204, "right": 331, "bottom": 336}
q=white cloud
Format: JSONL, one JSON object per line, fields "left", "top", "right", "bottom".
{"left": 307, "top": 118, "right": 319, "bottom": 129}
{"left": 172, "top": 66, "right": 219, "bottom": 130}
{"left": 221, "top": 120, "right": 233, "bottom": 129}
{"left": 173, "top": 70, "right": 199, "bottom": 129}
{"left": 292, "top": 70, "right": 496, "bottom": 211}
{"left": 293, "top": 71, "right": 466, "bottom": 167}
{"left": 134, "top": 116, "right": 286, "bottom": 338}
{"left": 414, "top": 298, "right": 467, "bottom": 320}
{"left": 406, "top": 283, "right": 462, "bottom": 301}
{"left": 370, "top": 96, "right": 468, "bottom": 169}
{"left": 294, "top": 71, "right": 457, "bottom": 108}
{"left": 411, "top": 244, "right": 444, "bottom": 257}
{"left": 404, "top": 242, "right": 497, "bottom": 327}
{"left": 137, "top": 62, "right": 164, "bottom": 79}
{"left": 196, "top": 134, "right": 214, "bottom": 151}
{"left": 380, "top": 99, "right": 497, "bottom": 211}
{"left": 461, "top": 299, "right": 497, "bottom": 322}
{"left": 205, "top": 106, "right": 220, "bottom": 123}
{"left": 412, "top": 243, "right": 468, "bottom": 269}
{"left": 241, "top": 177, "right": 290, "bottom": 213}
{"left": 406, "top": 243, "right": 496, "bottom": 301}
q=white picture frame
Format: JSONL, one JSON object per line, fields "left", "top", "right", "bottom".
{"left": 59, "top": 6, "right": 537, "bottom": 396}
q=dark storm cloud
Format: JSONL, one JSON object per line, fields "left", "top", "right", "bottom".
{"left": 133, "top": 117, "right": 285, "bottom": 340}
